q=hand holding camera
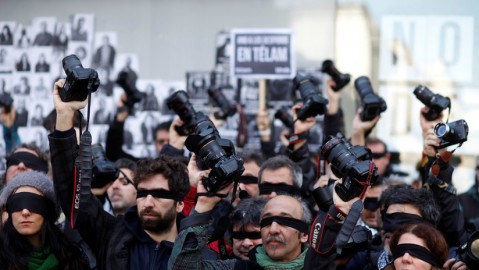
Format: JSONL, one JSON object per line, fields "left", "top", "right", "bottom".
{"left": 59, "top": 55, "right": 100, "bottom": 102}
{"left": 53, "top": 79, "right": 88, "bottom": 131}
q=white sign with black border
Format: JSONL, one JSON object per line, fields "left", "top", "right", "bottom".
{"left": 230, "top": 29, "right": 295, "bottom": 79}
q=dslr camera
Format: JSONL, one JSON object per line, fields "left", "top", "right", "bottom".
{"left": 166, "top": 90, "right": 245, "bottom": 192}
{"left": 413, "top": 85, "right": 450, "bottom": 121}
{"left": 207, "top": 87, "right": 237, "bottom": 120}
{"left": 59, "top": 55, "right": 100, "bottom": 102}
{"left": 91, "top": 144, "right": 119, "bottom": 188}
{"left": 434, "top": 119, "right": 468, "bottom": 149}
{"left": 293, "top": 73, "right": 329, "bottom": 120}
{"left": 321, "top": 133, "right": 378, "bottom": 201}
{"left": 116, "top": 71, "right": 146, "bottom": 114}
{"left": 0, "top": 92, "right": 13, "bottom": 113}
{"left": 455, "top": 231, "right": 479, "bottom": 269}
{"left": 354, "top": 76, "right": 387, "bottom": 121}
{"left": 321, "top": 59, "right": 351, "bottom": 91}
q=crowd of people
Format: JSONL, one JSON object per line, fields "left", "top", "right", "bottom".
{"left": 0, "top": 69, "right": 476, "bottom": 270}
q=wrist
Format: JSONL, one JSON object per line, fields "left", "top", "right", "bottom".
{"left": 194, "top": 200, "right": 217, "bottom": 213}
{"left": 55, "top": 109, "right": 75, "bottom": 131}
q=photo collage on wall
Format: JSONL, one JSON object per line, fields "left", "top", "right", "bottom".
{"left": 0, "top": 14, "right": 187, "bottom": 162}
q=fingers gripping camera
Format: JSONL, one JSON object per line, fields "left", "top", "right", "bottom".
{"left": 320, "top": 133, "right": 379, "bottom": 202}
{"left": 166, "top": 90, "right": 245, "bottom": 192}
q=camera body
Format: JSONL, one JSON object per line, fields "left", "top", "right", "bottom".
{"left": 293, "top": 74, "right": 329, "bottom": 120}
{"left": 208, "top": 87, "right": 237, "bottom": 120}
{"left": 91, "top": 144, "right": 119, "bottom": 188}
{"left": 321, "top": 133, "right": 378, "bottom": 201}
{"left": 116, "top": 71, "right": 146, "bottom": 113}
{"left": 60, "top": 55, "right": 100, "bottom": 102}
{"left": 434, "top": 119, "right": 468, "bottom": 149}
{"left": 354, "top": 76, "right": 387, "bottom": 121}
{"left": 321, "top": 60, "right": 350, "bottom": 92}
{"left": 167, "top": 90, "right": 245, "bottom": 192}
{"left": 0, "top": 92, "right": 13, "bottom": 113}
{"left": 413, "top": 85, "right": 450, "bottom": 121}
{"left": 274, "top": 106, "right": 294, "bottom": 130}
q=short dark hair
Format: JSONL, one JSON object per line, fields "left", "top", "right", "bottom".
{"left": 258, "top": 155, "right": 302, "bottom": 188}
{"left": 154, "top": 121, "right": 172, "bottom": 135}
{"left": 230, "top": 197, "right": 268, "bottom": 233}
{"left": 134, "top": 156, "right": 190, "bottom": 199}
{"left": 115, "top": 158, "right": 137, "bottom": 183}
{"left": 379, "top": 184, "right": 440, "bottom": 225}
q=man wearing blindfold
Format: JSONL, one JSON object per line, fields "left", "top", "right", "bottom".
{"left": 169, "top": 174, "right": 313, "bottom": 269}
{"left": 2, "top": 144, "right": 49, "bottom": 188}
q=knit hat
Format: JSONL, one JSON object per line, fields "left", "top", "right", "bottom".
{"left": 0, "top": 171, "right": 60, "bottom": 220}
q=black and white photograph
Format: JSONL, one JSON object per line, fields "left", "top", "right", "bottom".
{"left": 238, "top": 78, "right": 259, "bottom": 115}
{"left": 52, "top": 22, "right": 70, "bottom": 57}
{"left": 17, "top": 127, "right": 48, "bottom": 152}
{"left": 13, "top": 96, "right": 28, "bottom": 127}
{"left": 29, "top": 101, "right": 48, "bottom": 126}
{"left": 33, "top": 50, "right": 51, "bottom": 73}
{"left": 92, "top": 32, "right": 117, "bottom": 72}
{"left": 92, "top": 94, "right": 114, "bottom": 125}
{"left": 136, "top": 79, "right": 161, "bottom": 112}
{"left": 14, "top": 50, "right": 32, "bottom": 72}
{"left": 0, "top": 74, "right": 12, "bottom": 94}
{"left": 12, "top": 74, "right": 31, "bottom": 95}
{"left": 186, "top": 71, "right": 210, "bottom": 99}
{"left": 215, "top": 30, "right": 231, "bottom": 70}
{"left": 31, "top": 17, "right": 56, "bottom": 46}
{"left": 14, "top": 24, "right": 33, "bottom": 49}
{"left": 0, "top": 22, "right": 16, "bottom": 46}
{"left": 0, "top": 47, "right": 14, "bottom": 73}
{"left": 139, "top": 111, "right": 160, "bottom": 144}
{"left": 67, "top": 41, "right": 91, "bottom": 68}
{"left": 96, "top": 66, "right": 114, "bottom": 96}
{"left": 70, "top": 14, "right": 94, "bottom": 42}
{"left": 113, "top": 53, "right": 140, "bottom": 84}
{"left": 31, "top": 74, "right": 51, "bottom": 99}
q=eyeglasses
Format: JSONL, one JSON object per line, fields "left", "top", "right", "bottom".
{"left": 118, "top": 169, "right": 135, "bottom": 186}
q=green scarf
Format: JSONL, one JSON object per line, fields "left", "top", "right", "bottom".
{"left": 255, "top": 245, "right": 308, "bottom": 270}
{"left": 28, "top": 246, "right": 59, "bottom": 270}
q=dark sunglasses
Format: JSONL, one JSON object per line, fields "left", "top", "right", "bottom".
{"left": 371, "top": 151, "right": 388, "bottom": 159}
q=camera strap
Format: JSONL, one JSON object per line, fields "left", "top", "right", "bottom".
{"left": 71, "top": 83, "right": 94, "bottom": 228}
{"left": 335, "top": 200, "right": 363, "bottom": 255}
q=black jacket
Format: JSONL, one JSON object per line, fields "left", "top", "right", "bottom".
{"left": 49, "top": 129, "right": 174, "bottom": 270}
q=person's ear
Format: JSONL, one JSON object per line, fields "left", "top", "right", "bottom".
{"left": 176, "top": 201, "right": 184, "bottom": 213}
{"left": 300, "top": 232, "right": 308, "bottom": 243}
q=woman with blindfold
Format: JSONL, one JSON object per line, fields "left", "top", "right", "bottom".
{"left": 386, "top": 222, "right": 467, "bottom": 270}
{"left": 0, "top": 171, "right": 89, "bottom": 269}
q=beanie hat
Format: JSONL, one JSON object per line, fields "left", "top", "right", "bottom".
{"left": 0, "top": 171, "right": 60, "bottom": 220}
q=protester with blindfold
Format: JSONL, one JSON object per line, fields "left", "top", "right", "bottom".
{"left": 229, "top": 197, "right": 267, "bottom": 260}
{"left": 49, "top": 79, "right": 190, "bottom": 270}
{"left": 385, "top": 222, "right": 454, "bottom": 270}
{"left": 0, "top": 171, "right": 89, "bottom": 269}
{"left": 169, "top": 175, "right": 314, "bottom": 269}
{"left": 1, "top": 144, "right": 49, "bottom": 188}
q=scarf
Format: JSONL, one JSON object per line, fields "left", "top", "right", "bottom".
{"left": 255, "top": 246, "right": 307, "bottom": 270}
{"left": 28, "top": 246, "right": 58, "bottom": 270}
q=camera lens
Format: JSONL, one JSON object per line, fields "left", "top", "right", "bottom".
{"left": 434, "top": 123, "right": 450, "bottom": 138}
{"left": 354, "top": 76, "right": 374, "bottom": 98}
{"left": 62, "top": 54, "right": 83, "bottom": 75}
{"left": 413, "top": 85, "right": 434, "bottom": 106}
{"left": 166, "top": 90, "right": 196, "bottom": 123}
